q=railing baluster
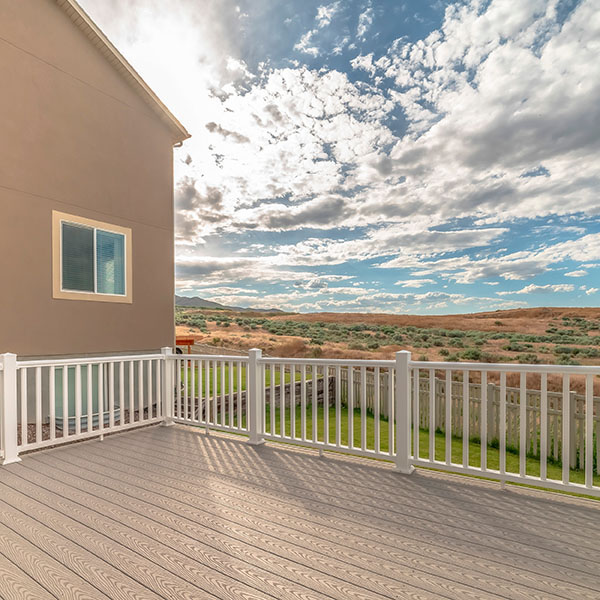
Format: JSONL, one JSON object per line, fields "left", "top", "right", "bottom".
{"left": 108, "top": 362, "right": 115, "bottom": 428}
{"left": 562, "top": 375, "right": 570, "bottom": 485}
{"left": 270, "top": 363, "right": 275, "bottom": 436}
{"left": 335, "top": 365, "right": 341, "bottom": 447}
{"left": 146, "top": 360, "right": 152, "bottom": 421}
{"left": 413, "top": 367, "right": 419, "bottom": 459}
{"left": 585, "top": 374, "right": 594, "bottom": 489}
{"left": 445, "top": 369, "right": 452, "bottom": 465}
{"left": 62, "top": 365, "right": 69, "bottom": 438}
{"left": 361, "top": 366, "right": 367, "bottom": 451}
{"left": 49, "top": 365, "right": 56, "bottom": 441}
{"left": 388, "top": 367, "right": 394, "bottom": 457}
{"left": 212, "top": 360, "right": 218, "bottom": 426}
{"left": 237, "top": 361, "right": 242, "bottom": 430}
{"left": 86, "top": 364, "right": 93, "bottom": 432}
{"left": 98, "top": 363, "right": 104, "bottom": 435}
{"left": 137, "top": 360, "right": 143, "bottom": 422}
{"left": 323, "top": 365, "right": 329, "bottom": 446}
{"left": 280, "top": 363, "right": 285, "bottom": 438}
{"left": 35, "top": 367, "right": 42, "bottom": 443}
{"left": 540, "top": 373, "right": 548, "bottom": 481}
{"left": 119, "top": 361, "right": 125, "bottom": 425}
{"left": 290, "top": 365, "right": 296, "bottom": 438}
{"left": 155, "top": 358, "right": 161, "bottom": 419}
{"left": 190, "top": 358, "right": 196, "bottom": 423}
{"left": 462, "top": 370, "right": 469, "bottom": 468}
{"left": 74, "top": 365, "right": 81, "bottom": 436}
{"left": 500, "top": 372, "right": 507, "bottom": 478}
{"left": 374, "top": 367, "right": 380, "bottom": 454}
{"left": 519, "top": 372, "right": 527, "bottom": 477}
{"left": 348, "top": 366, "right": 354, "bottom": 449}
{"left": 205, "top": 359, "right": 210, "bottom": 426}
{"left": 312, "top": 366, "right": 317, "bottom": 443}
{"left": 221, "top": 360, "right": 226, "bottom": 426}
{"left": 128, "top": 362, "right": 134, "bottom": 425}
{"left": 480, "top": 371, "right": 487, "bottom": 470}
{"left": 229, "top": 360, "right": 234, "bottom": 429}
{"left": 429, "top": 368, "right": 435, "bottom": 462}
{"left": 175, "top": 358, "right": 181, "bottom": 420}
{"left": 20, "top": 368, "right": 27, "bottom": 446}
{"left": 301, "top": 364, "right": 306, "bottom": 441}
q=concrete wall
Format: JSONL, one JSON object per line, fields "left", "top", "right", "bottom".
{"left": 0, "top": 0, "right": 177, "bottom": 357}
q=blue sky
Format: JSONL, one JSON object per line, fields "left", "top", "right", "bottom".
{"left": 81, "top": 0, "right": 600, "bottom": 313}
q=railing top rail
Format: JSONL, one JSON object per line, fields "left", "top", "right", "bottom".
{"left": 16, "top": 353, "right": 165, "bottom": 368}
{"left": 258, "top": 357, "right": 396, "bottom": 367}
{"left": 410, "top": 360, "right": 600, "bottom": 374}
{"left": 171, "top": 353, "right": 249, "bottom": 361}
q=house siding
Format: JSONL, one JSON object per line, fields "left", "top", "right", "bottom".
{"left": 0, "top": 0, "right": 177, "bottom": 357}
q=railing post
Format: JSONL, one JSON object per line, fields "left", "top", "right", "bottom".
{"left": 395, "top": 351, "right": 414, "bottom": 474}
{"left": 247, "top": 348, "right": 264, "bottom": 446}
{"left": 160, "top": 347, "right": 174, "bottom": 426}
{"left": 1, "top": 353, "right": 21, "bottom": 465}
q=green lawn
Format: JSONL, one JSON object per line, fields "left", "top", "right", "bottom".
{"left": 180, "top": 364, "right": 313, "bottom": 395}
{"left": 260, "top": 404, "right": 600, "bottom": 488}
{"left": 178, "top": 369, "right": 599, "bottom": 491}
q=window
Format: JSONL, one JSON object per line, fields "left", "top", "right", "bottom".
{"left": 52, "top": 211, "right": 132, "bottom": 303}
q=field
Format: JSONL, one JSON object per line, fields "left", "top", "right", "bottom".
{"left": 176, "top": 306, "right": 600, "bottom": 365}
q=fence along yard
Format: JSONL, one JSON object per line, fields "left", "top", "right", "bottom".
{"left": 340, "top": 368, "right": 600, "bottom": 472}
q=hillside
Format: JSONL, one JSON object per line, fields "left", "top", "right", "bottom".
{"left": 176, "top": 306, "right": 600, "bottom": 367}
{"left": 175, "top": 295, "right": 284, "bottom": 313}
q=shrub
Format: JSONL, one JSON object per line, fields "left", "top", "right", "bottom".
{"left": 461, "top": 348, "right": 482, "bottom": 360}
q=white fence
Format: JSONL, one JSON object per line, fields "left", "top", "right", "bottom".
{"left": 1, "top": 349, "right": 599, "bottom": 498}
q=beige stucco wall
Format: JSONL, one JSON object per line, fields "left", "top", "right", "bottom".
{"left": 0, "top": 0, "right": 177, "bottom": 357}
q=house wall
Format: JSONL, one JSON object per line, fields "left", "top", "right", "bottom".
{"left": 0, "top": 0, "right": 177, "bottom": 357}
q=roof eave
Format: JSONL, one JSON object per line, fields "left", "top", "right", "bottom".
{"left": 56, "top": 0, "right": 191, "bottom": 145}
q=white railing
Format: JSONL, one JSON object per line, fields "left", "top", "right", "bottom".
{"left": 0, "top": 349, "right": 171, "bottom": 462}
{"left": 1, "top": 348, "right": 599, "bottom": 497}
{"left": 170, "top": 354, "right": 249, "bottom": 435}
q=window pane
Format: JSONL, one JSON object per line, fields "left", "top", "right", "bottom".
{"left": 96, "top": 229, "right": 125, "bottom": 295}
{"left": 62, "top": 223, "right": 94, "bottom": 292}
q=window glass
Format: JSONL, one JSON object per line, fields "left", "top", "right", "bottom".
{"left": 96, "top": 230, "right": 125, "bottom": 295}
{"left": 61, "top": 223, "right": 94, "bottom": 292}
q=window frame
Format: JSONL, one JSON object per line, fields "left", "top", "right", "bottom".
{"left": 52, "top": 210, "right": 132, "bottom": 303}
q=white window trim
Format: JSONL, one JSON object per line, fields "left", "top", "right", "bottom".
{"left": 52, "top": 211, "right": 133, "bottom": 304}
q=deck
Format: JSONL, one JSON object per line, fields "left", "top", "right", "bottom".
{"left": 0, "top": 425, "right": 598, "bottom": 600}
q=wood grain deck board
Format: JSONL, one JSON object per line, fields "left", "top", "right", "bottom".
{"left": 109, "top": 429, "right": 600, "bottom": 551}
{"left": 0, "top": 550, "right": 58, "bottom": 600}
{"left": 7, "top": 465, "right": 392, "bottom": 600}
{"left": 75, "top": 432, "right": 600, "bottom": 577}
{"left": 0, "top": 520, "right": 107, "bottom": 600}
{"left": 0, "top": 425, "right": 598, "bottom": 599}
{"left": 33, "top": 433, "right": 600, "bottom": 599}
{"left": 24, "top": 454, "right": 473, "bottom": 600}
{"left": 0, "top": 471, "right": 299, "bottom": 600}
{"left": 29, "top": 447, "right": 599, "bottom": 600}
{"left": 0, "top": 486, "right": 162, "bottom": 600}
{"left": 140, "top": 425, "right": 600, "bottom": 534}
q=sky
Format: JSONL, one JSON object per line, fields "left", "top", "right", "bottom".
{"left": 79, "top": 0, "right": 600, "bottom": 314}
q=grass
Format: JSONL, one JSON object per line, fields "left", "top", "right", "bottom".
{"left": 256, "top": 404, "right": 600, "bottom": 488}
{"left": 180, "top": 364, "right": 313, "bottom": 395}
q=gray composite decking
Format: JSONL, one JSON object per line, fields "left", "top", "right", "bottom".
{"left": 0, "top": 426, "right": 599, "bottom": 600}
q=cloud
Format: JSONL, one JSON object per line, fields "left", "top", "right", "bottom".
{"left": 316, "top": 2, "right": 341, "bottom": 28}
{"left": 205, "top": 122, "right": 250, "bottom": 143}
{"left": 496, "top": 283, "right": 575, "bottom": 296}
{"left": 564, "top": 270, "right": 588, "bottom": 277}
{"left": 586, "top": 287, "right": 598, "bottom": 295}
{"left": 357, "top": 5, "right": 374, "bottom": 38}
{"left": 394, "top": 279, "right": 436, "bottom": 288}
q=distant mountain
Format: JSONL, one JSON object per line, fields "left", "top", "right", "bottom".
{"left": 175, "top": 295, "right": 285, "bottom": 313}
